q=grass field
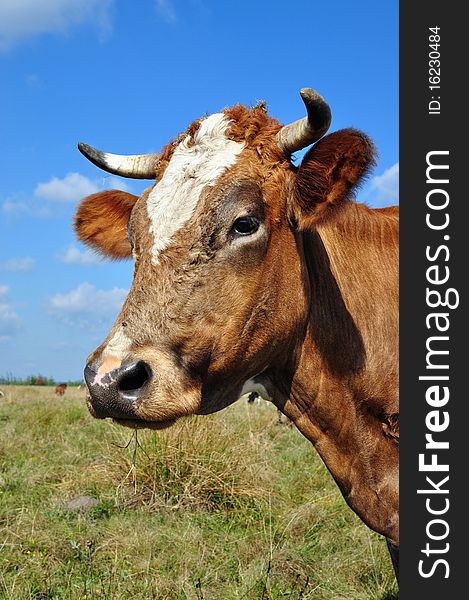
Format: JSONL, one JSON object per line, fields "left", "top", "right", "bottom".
{"left": 0, "top": 386, "right": 398, "bottom": 599}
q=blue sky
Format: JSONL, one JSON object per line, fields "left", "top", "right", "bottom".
{"left": 0, "top": 0, "right": 398, "bottom": 381}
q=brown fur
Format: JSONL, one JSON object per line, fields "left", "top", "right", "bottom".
{"left": 75, "top": 103, "right": 399, "bottom": 570}
{"left": 293, "top": 129, "right": 376, "bottom": 228}
{"left": 55, "top": 383, "right": 67, "bottom": 396}
{"left": 74, "top": 190, "right": 137, "bottom": 258}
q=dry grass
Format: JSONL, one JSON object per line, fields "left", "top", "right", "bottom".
{"left": 104, "top": 411, "right": 277, "bottom": 511}
{"left": 0, "top": 386, "right": 398, "bottom": 599}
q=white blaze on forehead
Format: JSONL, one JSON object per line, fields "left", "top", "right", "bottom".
{"left": 146, "top": 112, "right": 245, "bottom": 264}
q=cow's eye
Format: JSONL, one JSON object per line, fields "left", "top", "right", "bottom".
{"left": 232, "top": 216, "right": 259, "bottom": 236}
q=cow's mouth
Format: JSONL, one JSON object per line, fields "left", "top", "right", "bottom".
{"left": 112, "top": 417, "right": 176, "bottom": 430}
{"left": 86, "top": 395, "right": 175, "bottom": 430}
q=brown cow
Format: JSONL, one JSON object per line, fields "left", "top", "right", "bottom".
{"left": 75, "top": 89, "right": 399, "bottom": 576}
{"left": 55, "top": 383, "right": 67, "bottom": 396}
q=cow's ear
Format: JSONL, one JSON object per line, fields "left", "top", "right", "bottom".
{"left": 290, "top": 129, "right": 376, "bottom": 229}
{"left": 74, "top": 190, "right": 138, "bottom": 259}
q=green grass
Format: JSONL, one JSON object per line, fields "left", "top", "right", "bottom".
{"left": 0, "top": 386, "right": 398, "bottom": 599}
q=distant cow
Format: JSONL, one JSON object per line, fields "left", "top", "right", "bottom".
{"left": 55, "top": 383, "right": 67, "bottom": 396}
{"left": 246, "top": 392, "right": 259, "bottom": 404}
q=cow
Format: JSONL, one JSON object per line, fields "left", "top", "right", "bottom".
{"left": 75, "top": 89, "right": 399, "bottom": 577}
{"left": 55, "top": 383, "right": 67, "bottom": 396}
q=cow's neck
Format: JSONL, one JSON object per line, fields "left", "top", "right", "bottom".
{"left": 267, "top": 201, "right": 399, "bottom": 543}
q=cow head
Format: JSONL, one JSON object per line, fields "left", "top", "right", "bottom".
{"left": 76, "top": 89, "right": 375, "bottom": 430}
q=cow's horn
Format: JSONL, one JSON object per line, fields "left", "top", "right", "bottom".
{"left": 276, "top": 88, "right": 332, "bottom": 155}
{"left": 78, "top": 143, "right": 161, "bottom": 179}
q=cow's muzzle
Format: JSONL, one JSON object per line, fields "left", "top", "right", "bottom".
{"left": 84, "top": 361, "right": 152, "bottom": 420}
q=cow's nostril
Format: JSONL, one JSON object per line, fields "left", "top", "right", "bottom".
{"left": 117, "top": 361, "right": 152, "bottom": 394}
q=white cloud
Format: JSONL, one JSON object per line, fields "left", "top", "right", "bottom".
{"left": 3, "top": 172, "right": 132, "bottom": 221}
{"left": 97, "top": 176, "right": 131, "bottom": 193}
{"left": 2, "top": 194, "right": 53, "bottom": 219}
{"left": 0, "top": 285, "right": 21, "bottom": 339}
{"left": 155, "top": 0, "right": 176, "bottom": 23}
{"left": 48, "top": 282, "right": 127, "bottom": 327}
{"left": 0, "top": 303, "right": 21, "bottom": 337}
{"left": 58, "top": 245, "right": 104, "bottom": 266}
{"left": 34, "top": 172, "right": 99, "bottom": 202}
{"left": 366, "top": 162, "right": 399, "bottom": 207}
{"left": 34, "top": 172, "right": 132, "bottom": 203}
{"left": 2, "top": 199, "right": 29, "bottom": 216}
{"left": 0, "top": 0, "right": 114, "bottom": 52}
{"left": 1, "top": 257, "right": 35, "bottom": 272}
